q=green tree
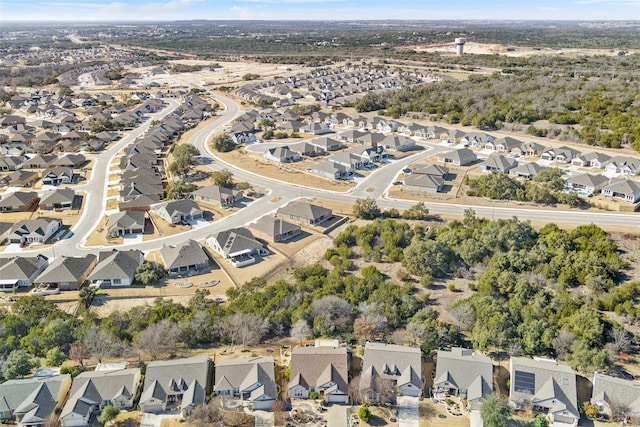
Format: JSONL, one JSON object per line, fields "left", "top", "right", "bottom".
{"left": 403, "top": 239, "right": 457, "bottom": 278}
{"left": 165, "top": 179, "right": 197, "bottom": 200}
{"left": 402, "top": 202, "right": 430, "bottom": 220}
{"left": 353, "top": 198, "right": 381, "bottom": 220}
{"left": 167, "top": 144, "right": 200, "bottom": 178}
{"left": 79, "top": 286, "right": 97, "bottom": 310}
{"left": 2, "top": 349, "right": 39, "bottom": 379}
{"left": 210, "top": 169, "right": 234, "bottom": 188}
{"left": 45, "top": 347, "right": 67, "bottom": 367}
{"left": 480, "top": 394, "right": 512, "bottom": 427}
{"left": 531, "top": 414, "right": 549, "bottom": 427}
{"left": 135, "top": 262, "right": 167, "bottom": 285}
{"left": 359, "top": 406, "right": 372, "bottom": 423}
{"left": 98, "top": 405, "right": 120, "bottom": 425}
{"left": 211, "top": 133, "right": 235, "bottom": 152}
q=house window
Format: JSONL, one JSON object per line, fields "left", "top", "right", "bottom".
{"left": 113, "top": 279, "right": 121, "bottom": 285}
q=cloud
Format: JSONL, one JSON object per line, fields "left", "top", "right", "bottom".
{"left": 237, "top": 0, "right": 343, "bottom": 3}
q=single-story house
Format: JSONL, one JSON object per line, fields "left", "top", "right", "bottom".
{"left": 404, "top": 174, "right": 445, "bottom": 193}
{"left": 541, "top": 146, "right": 580, "bottom": 163}
{"left": 438, "top": 148, "right": 477, "bottom": 167}
{"left": 33, "top": 254, "right": 97, "bottom": 291}
{"left": 263, "top": 146, "right": 301, "bottom": 163}
{"left": 307, "top": 161, "right": 353, "bottom": 180}
{"left": 107, "top": 210, "right": 145, "bottom": 237}
{"left": 88, "top": 249, "right": 145, "bottom": 288}
{"left": 565, "top": 173, "right": 609, "bottom": 195}
{"left": 0, "top": 191, "right": 39, "bottom": 211}
{"left": 150, "top": 199, "right": 203, "bottom": 224}
{"left": 140, "top": 356, "right": 213, "bottom": 416}
{"left": 39, "top": 188, "right": 76, "bottom": 210}
{"left": 214, "top": 356, "right": 277, "bottom": 411}
{"left": 493, "top": 136, "right": 523, "bottom": 153}
{"left": 509, "top": 162, "right": 547, "bottom": 180}
{"left": 0, "top": 374, "right": 71, "bottom": 427}
{"left": 160, "top": 239, "right": 210, "bottom": 276}
{"left": 276, "top": 200, "right": 333, "bottom": 226}
{"left": 604, "top": 156, "right": 640, "bottom": 176}
{"left": 381, "top": 134, "right": 416, "bottom": 152}
{"left": 509, "top": 357, "right": 579, "bottom": 427}
{"left": 288, "top": 346, "right": 350, "bottom": 404}
{"left": 0, "top": 254, "right": 49, "bottom": 291}
{"left": 478, "top": 154, "right": 517, "bottom": 173}
{"left": 411, "top": 164, "right": 449, "bottom": 179}
{"left": 360, "top": 342, "right": 423, "bottom": 402}
{"left": 602, "top": 179, "right": 640, "bottom": 203}
{"left": 590, "top": 372, "right": 640, "bottom": 421}
{"left": 249, "top": 215, "right": 301, "bottom": 243}
{"left": 191, "top": 185, "right": 243, "bottom": 208}
{"left": 41, "top": 167, "right": 74, "bottom": 186}
{"left": 8, "top": 217, "right": 62, "bottom": 244}
{"left": 206, "top": 227, "right": 268, "bottom": 268}
{"left": 60, "top": 368, "right": 142, "bottom": 427}
{"left": 0, "top": 170, "right": 39, "bottom": 188}
{"left": 308, "top": 137, "right": 344, "bottom": 152}
{"left": 571, "top": 152, "right": 611, "bottom": 169}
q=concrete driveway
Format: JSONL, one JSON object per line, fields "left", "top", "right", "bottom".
{"left": 397, "top": 396, "right": 419, "bottom": 427}
{"left": 327, "top": 405, "right": 348, "bottom": 427}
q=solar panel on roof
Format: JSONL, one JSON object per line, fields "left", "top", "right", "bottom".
{"left": 514, "top": 370, "right": 535, "bottom": 394}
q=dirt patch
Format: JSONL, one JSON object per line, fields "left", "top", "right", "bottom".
{"left": 419, "top": 399, "right": 469, "bottom": 427}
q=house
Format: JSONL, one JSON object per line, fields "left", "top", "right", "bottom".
{"left": 276, "top": 200, "right": 333, "bottom": 226}
{"left": 0, "top": 255, "right": 49, "bottom": 291}
{"left": 8, "top": 218, "right": 62, "bottom": 244}
{"left": 0, "top": 155, "right": 26, "bottom": 171}
{"left": 360, "top": 342, "right": 423, "bottom": 402}
{"left": 354, "top": 132, "right": 385, "bottom": 147}
{"left": 308, "top": 161, "right": 353, "bottom": 180}
{"left": 160, "top": 239, "right": 210, "bottom": 276}
{"left": 509, "top": 163, "right": 547, "bottom": 180}
{"left": 565, "top": 173, "right": 609, "bottom": 195}
{"left": 39, "top": 188, "right": 76, "bottom": 210}
{"left": 230, "top": 131, "right": 257, "bottom": 145}
{"left": 60, "top": 368, "right": 142, "bottom": 427}
{"left": 288, "top": 346, "right": 349, "bottom": 404}
{"left": 461, "top": 132, "right": 493, "bottom": 148}
{"left": 308, "top": 137, "right": 344, "bottom": 152}
{"left": 206, "top": 227, "right": 268, "bottom": 268}
{"left": 301, "top": 121, "right": 331, "bottom": 135}
{"left": 263, "top": 145, "right": 301, "bottom": 163}
{"left": 88, "top": 249, "right": 144, "bottom": 288}
{"left": 107, "top": 210, "right": 145, "bottom": 237}
{"left": 140, "top": 356, "right": 213, "bottom": 416}
{"left": 509, "top": 357, "right": 579, "bottom": 427}
{"left": 541, "top": 146, "right": 580, "bottom": 163}
{"left": 289, "top": 141, "right": 326, "bottom": 157}
{"left": 438, "top": 148, "right": 477, "bottom": 166}
{"left": 52, "top": 153, "right": 86, "bottom": 168}
{"left": 214, "top": 356, "right": 277, "bottom": 411}
{"left": 337, "top": 129, "right": 368, "bottom": 143}
{"left": 478, "top": 154, "right": 517, "bottom": 173}
{"left": 191, "top": 185, "right": 242, "bottom": 208}
{"left": 604, "top": 156, "right": 640, "bottom": 176}
{"left": 433, "top": 348, "right": 493, "bottom": 411}
{"left": 0, "top": 170, "right": 39, "bottom": 188}
{"left": 0, "top": 221, "right": 11, "bottom": 244}
{"left": 411, "top": 164, "right": 449, "bottom": 179}
{"left": 249, "top": 215, "right": 301, "bottom": 243}
{"left": 590, "top": 372, "right": 640, "bottom": 421}
{"left": 150, "top": 199, "right": 203, "bottom": 224}
{"left": 33, "top": 254, "right": 97, "bottom": 291}
{"left": 571, "top": 152, "right": 611, "bottom": 169}
{"left": 381, "top": 134, "right": 416, "bottom": 152}
{"left": 512, "top": 142, "right": 545, "bottom": 158}
{"left": 602, "top": 179, "right": 640, "bottom": 204}
{"left": 0, "top": 191, "right": 39, "bottom": 211}
{"left": 493, "top": 136, "right": 523, "bottom": 153}
{"left": 0, "top": 374, "right": 71, "bottom": 427}
{"left": 404, "top": 174, "right": 445, "bottom": 193}
{"left": 41, "top": 167, "right": 74, "bottom": 185}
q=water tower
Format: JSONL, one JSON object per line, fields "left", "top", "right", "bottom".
{"left": 455, "top": 38, "right": 466, "bottom": 55}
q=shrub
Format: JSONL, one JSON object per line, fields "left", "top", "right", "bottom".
{"left": 359, "top": 406, "right": 372, "bottom": 423}
{"left": 309, "top": 391, "right": 320, "bottom": 400}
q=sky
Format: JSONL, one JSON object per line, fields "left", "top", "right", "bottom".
{"left": 1, "top": 0, "right": 639, "bottom": 22}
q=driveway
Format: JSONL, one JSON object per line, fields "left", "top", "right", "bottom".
{"left": 252, "top": 409, "right": 274, "bottom": 427}
{"left": 327, "top": 405, "right": 348, "bottom": 427}
{"left": 470, "top": 410, "right": 484, "bottom": 427}
{"left": 397, "top": 396, "right": 419, "bottom": 427}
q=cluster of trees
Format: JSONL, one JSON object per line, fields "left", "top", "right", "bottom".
{"left": 211, "top": 134, "right": 235, "bottom": 152}
{"left": 89, "top": 118, "right": 126, "bottom": 134}
{"left": 170, "top": 63, "right": 220, "bottom": 73}
{"left": 167, "top": 143, "right": 200, "bottom": 178}
{"left": 467, "top": 169, "right": 586, "bottom": 207}
{"left": 262, "top": 129, "right": 299, "bottom": 140}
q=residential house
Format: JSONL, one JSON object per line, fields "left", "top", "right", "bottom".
{"left": 276, "top": 200, "right": 333, "bottom": 226}
{"left": 249, "top": 215, "right": 301, "bottom": 243}
{"left": 0, "top": 374, "right": 71, "bottom": 427}
{"left": 0, "top": 222, "right": 11, "bottom": 244}
{"left": 447, "top": 129, "right": 465, "bottom": 144}
{"left": 590, "top": 372, "right": 640, "bottom": 421}
{"left": 0, "top": 255, "right": 49, "bottom": 291}
{"left": 307, "top": 161, "right": 353, "bottom": 180}
{"left": 301, "top": 121, "right": 331, "bottom": 135}
{"left": 308, "top": 137, "right": 344, "bottom": 152}
{"left": 107, "top": 210, "right": 145, "bottom": 237}
{"left": 360, "top": 342, "right": 423, "bottom": 402}
{"left": 52, "top": 153, "right": 86, "bottom": 168}
{"left": 289, "top": 141, "right": 326, "bottom": 157}
{"left": 571, "top": 152, "right": 611, "bottom": 169}
{"left": 509, "top": 357, "right": 579, "bottom": 427}
{"left": 433, "top": 348, "right": 493, "bottom": 411}
{"left": 509, "top": 163, "right": 547, "bottom": 180}
{"left": 461, "top": 132, "right": 493, "bottom": 148}
{"left": 118, "top": 194, "right": 161, "bottom": 212}
{"left": 381, "top": 134, "right": 416, "bottom": 152}
{"left": 214, "top": 356, "right": 277, "bottom": 411}
{"left": 337, "top": 129, "right": 367, "bottom": 143}
{"left": 518, "top": 142, "right": 546, "bottom": 157}
{"left": 206, "top": 227, "right": 268, "bottom": 268}
{"left": 41, "top": 167, "right": 74, "bottom": 186}
{"left": 39, "top": 188, "right": 76, "bottom": 210}
{"left": 230, "top": 131, "right": 257, "bottom": 145}
{"left": 604, "top": 156, "right": 640, "bottom": 176}
{"left": 288, "top": 346, "right": 349, "bottom": 404}
{"left": 60, "top": 368, "right": 141, "bottom": 427}
{"left": 541, "top": 146, "right": 580, "bottom": 163}
{"left": 33, "top": 254, "right": 97, "bottom": 291}
{"left": 602, "top": 179, "right": 640, "bottom": 204}
{"left": 493, "top": 137, "right": 523, "bottom": 153}
{"left": 565, "top": 173, "right": 609, "bottom": 195}
{"left": 8, "top": 218, "right": 62, "bottom": 244}
{"left": 88, "top": 249, "right": 145, "bottom": 288}
{"left": 0, "top": 170, "right": 39, "bottom": 187}
{"left": 0, "top": 155, "right": 26, "bottom": 171}
{"left": 140, "top": 356, "right": 213, "bottom": 416}
{"left": 0, "top": 191, "right": 39, "bottom": 211}
{"left": 191, "top": 185, "right": 242, "bottom": 208}
{"left": 438, "top": 148, "right": 477, "bottom": 166}
{"left": 263, "top": 146, "right": 301, "bottom": 163}
{"left": 160, "top": 239, "right": 210, "bottom": 276}
{"left": 377, "top": 119, "right": 401, "bottom": 134}
{"left": 150, "top": 199, "right": 203, "bottom": 224}
{"left": 411, "top": 164, "right": 449, "bottom": 179}
{"left": 354, "top": 132, "right": 385, "bottom": 147}
{"left": 478, "top": 154, "right": 517, "bottom": 173}
{"left": 404, "top": 174, "right": 445, "bottom": 193}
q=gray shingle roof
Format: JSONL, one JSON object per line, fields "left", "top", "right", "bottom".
{"left": 289, "top": 347, "right": 348, "bottom": 396}
{"left": 276, "top": 200, "right": 332, "bottom": 223}
{"left": 160, "top": 239, "right": 209, "bottom": 271}
{"left": 34, "top": 255, "right": 96, "bottom": 284}
{"left": 591, "top": 372, "right": 640, "bottom": 415}
{"left": 434, "top": 348, "right": 493, "bottom": 406}
{"left": 87, "top": 249, "right": 144, "bottom": 282}
{"left": 214, "top": 356, "right": 277, "bottom": 402}
{"left": 249, "top": 216, "right": 300, "bottom": 238}
{"left": 0, "top": 375, "right": 69, "bottom": 424}
{"left": 141, "top": 356, "right": 211, "bottom": 408}
{"left": 360, "top": 342, "right": 422, "bottom": 392}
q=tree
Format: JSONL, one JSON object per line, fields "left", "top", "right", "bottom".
{"left": 211, "top": 134, "right": 235, "bottom": 152}
{"left": 69, "top": 342, "right": 87, "bottom": 367}
{"left": 2, "top": 350, "right": 39, "bottom": 379}
{"left": 290, "top": 319, "right": 312, "bottom": 346}
{"left": 98, "top": 405, "right": 120, "bottom": 425}
{"left": 135, "top": 262, "right": 166, "bottom": 285}
{"left": 552, "top": 330, "right": 575, "bottom": 359}
{"left": 190, "top": 398, "right": 223, "bottom": 427}
{"left": 480, "top": 393, "right": 513, "bottom": 427}
{"left": 134, "top": 319, "right": 179, "bottom": 360}
{"left": 310, "top": 296, "right": 353, "bottom": 335}
{"left": 359, "top": 406, "right": 372, "bottom": 423}
{"left": 403, "top": 239, "right": 457, "bottom": 278}
{"left": 353, "top": 198, "right": 381, "bottom": 220}
{"left": 165, "top": 179, "right": 197, "bottom": 200}
{"left": 223, "top": 313, "right": 270, "bottom": 350}
{"left": 45, "top": 347, "right": 67, "bottom": 367}
{"left": 167, "top": 154, "right": 197, "bottom": 178}
{"left": 450, "top": 303, "right": 475, "bottom": 331}
{"left": 402, "top": 202, "right": 430, "bottom": 220}
{"left": 82, "top": 325, "right": 122, "bottom": 363}
{"left": 530, "top": 414, "right": 549, "bottom": 427}
{"left": 210, "top": 169, "right": 234, "bottom": 188}
{"left": 78, "top": 286, "right": 97, "bottom": 310}
{"left": 374, "top": 377, "right": 396, "bottom": 404}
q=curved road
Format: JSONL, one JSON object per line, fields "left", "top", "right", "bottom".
{"left": 3, "top": 93, "right": 638, "bottom": 259}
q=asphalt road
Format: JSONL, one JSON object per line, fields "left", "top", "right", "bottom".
{"left": 3, "top": 93, "right": 638, "bottom": 260}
